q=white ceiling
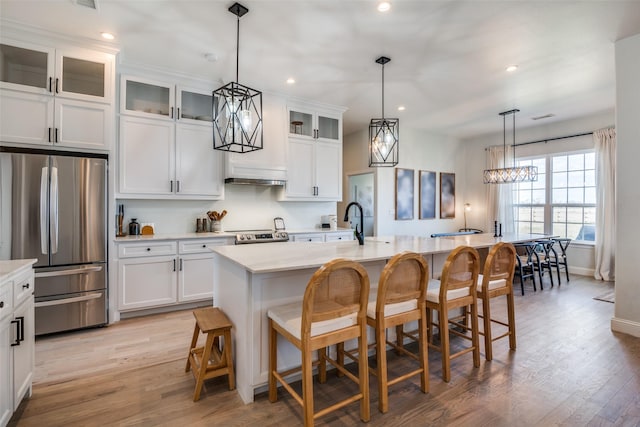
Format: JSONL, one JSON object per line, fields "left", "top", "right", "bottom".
{"left": 2, "top": 0, "right": 640, "bottom": 139}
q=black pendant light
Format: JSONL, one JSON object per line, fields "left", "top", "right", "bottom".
{"left": 483, "top": 109, "right": 538, "bottom": 184}
{"left": 212, "top": 2, "right": 263, "bottom": 153}
{"left": 369, "top": 56, "right": 399, "bottom": 167}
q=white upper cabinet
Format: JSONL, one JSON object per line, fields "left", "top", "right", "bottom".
{"left": 118, "top": 75, "right": 223, "bottom": 199}
{"left": 0, "top": 40, "right": 113, "bottom": 103}
{"left": 0, "top": 39, "right": 115, "bottom": 150}
{"left": 280, "top": 101, "right": 344, "bottom": 201}
{"left": 288, "top": 103, "right": 341, "bottom": 143}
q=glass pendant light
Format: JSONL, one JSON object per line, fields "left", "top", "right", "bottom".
{"left": 483, "top": 109, "right": 538, "bottom": 184}
{"left": 212, "top": 2, "right": 263, "bottom": 153}
{"left": 369, "top": 56, "right": 399, "bottom": 167}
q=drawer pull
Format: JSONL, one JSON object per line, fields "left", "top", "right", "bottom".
{"left": 22, "top": 283, "right": 30, "bottom": 290}
{"left": 0, "top": 301, "right": 4, "bottom": 308}
{"left": 147, "top": 247, "right": 151, "bottom": 251}
{"left": 202, "top": 244, "right": 207, "bottom": 248}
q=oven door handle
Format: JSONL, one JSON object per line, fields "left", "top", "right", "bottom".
{"left": 35, "top": 292, "right": 103, "bottom": 308}
{"left": 35, "top": 265, "right": 103, "bottom": 278}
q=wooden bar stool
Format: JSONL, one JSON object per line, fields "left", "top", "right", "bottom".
{"left": 185, "top": 307, "right": 235, "bottom": 402}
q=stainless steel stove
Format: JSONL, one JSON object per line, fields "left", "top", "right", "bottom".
{"left": 234, "top": 230, "right": 289, "bottom": 244}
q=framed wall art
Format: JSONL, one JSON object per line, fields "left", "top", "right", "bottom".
{"left": 419, "top": 170, "right": 436, "bottom": 219}
{"left": 395, "top": 168, "right": 414, "bottom": 220}
{"left": 440, "top": 172, "right": 455, "bottom": 219}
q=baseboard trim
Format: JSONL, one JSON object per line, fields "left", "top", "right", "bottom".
{"left": 568, "top": 266, "right": 595, "bottom": 277}
{"left": 611, "top": 317, "right": 640, "bottom": 338}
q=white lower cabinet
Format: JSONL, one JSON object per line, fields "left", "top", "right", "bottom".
{"left": 117, "top": 239, "right": 230, "bottom": 313}
{"left": 324, "top": 231, "right": 354, "bottom": 242}
{"left": 0, "top": 319, "right": 12, "bottom": 427}
{"left": 0, "top": 262, "right": 35, "bottom": 427}
{"left": 118, "top": 255, "right": 178, "bottom": 311}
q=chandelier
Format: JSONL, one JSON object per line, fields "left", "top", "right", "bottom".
{"left": 212, "top": 2, "right": 263, "bottom": 153}
{"left": 369, "top": 56, "right": 399, "bottom": 167}
{"left": 483, "top": 109, "right": 538, "bottom": 184}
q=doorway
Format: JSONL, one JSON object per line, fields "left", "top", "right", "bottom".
{"left": 347, "top": 172, "right": 375, "bottom": 236}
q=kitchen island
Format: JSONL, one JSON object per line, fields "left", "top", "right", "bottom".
{"left": 212, "top": 233, "right": 544, "bottom": 403}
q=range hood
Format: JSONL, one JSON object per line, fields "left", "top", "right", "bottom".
{"left": 224, "top": 177, "right": 286, "bottom": 186}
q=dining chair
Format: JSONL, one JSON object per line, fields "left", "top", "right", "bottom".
{"left": 534, "top": 239, "right": 560, "bottom": 287}
{"left": 476, "top": 242, "right": 517, "bottom": 361}
{"left": 513, "top": 242, "right": 540, "bottom": 294}
{"left": 267, "top": 258, "right": 370, "bottom": 426}
{"left": 425, "top": 246, "right": 481, "bottom": 382}
{"left": 550, "top": 238, "right": 571, "bottom": 282}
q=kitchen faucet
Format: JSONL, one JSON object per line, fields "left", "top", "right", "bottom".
{"left": 344, "top": 201, "right": 365, "bottom": 245}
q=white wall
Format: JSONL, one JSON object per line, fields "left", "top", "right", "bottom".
{"left": 343, "top": 127, "right": 465, "bottom": 237}
{"left": 613, "top": 33, "right": 640, "bottom": 337}
{"left": 118, "top": 186, "right": 336, "bottom": 234}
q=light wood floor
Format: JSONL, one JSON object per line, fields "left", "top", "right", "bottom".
{"left": 10, "top": 275, "right": 640, "bottom": 426}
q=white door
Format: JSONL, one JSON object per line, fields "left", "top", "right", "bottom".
{"left": 178, "top": 253, "right": 215, "bottom": 302}
{"left": 175, "top": 124, "right": 223, "bottom": 198}
{"left": 119, "top": 116, "right": 175, "bottom": 195}
{"left": 0, "top": 318, "right": 13, "bottom": 426}
{"left": 285, "top": 138, "right": 315, "bottom": 198}
{"left": 118, "top": 257, "right": 178, "bottom": 310}
{"left": 55, "top": 98, "right": 111, "bottom": 150}
{"left": 314, "top": 141, "right": 341, "bottom": 200}
{"left": 0, "top": 89, "right": 53, "bottom": 146}
{"left": 11, "top": 299, "right": 33, "bottom": 410}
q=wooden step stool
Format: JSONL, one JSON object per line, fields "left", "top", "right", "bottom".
{"left": 185, "top": 307, "right": 235, "bottom": 401}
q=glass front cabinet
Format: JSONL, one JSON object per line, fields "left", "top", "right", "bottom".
{"left": 0, "top": 39, "right": 114, "bottom": 149}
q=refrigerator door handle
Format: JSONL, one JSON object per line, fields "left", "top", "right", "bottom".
{"left": 35, "top": 265, "right": 103, "bottom": 278}
{"left": 35, "top": 292, "right": 103, "bottom": 308}
{"left": 40, "top": 166, "right": 49, "bottom": 255}
{"left": 50, "top": 166, "right": 59, "bottom": 254}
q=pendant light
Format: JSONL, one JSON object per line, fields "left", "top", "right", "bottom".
{"left": 212, "top": 2, "right": 263, "bottom": 153}
{"left": 369, "top": 56, "right": 399, "bottom": 167}
{"left": 483, "top": 109, "right": 538, "bottom": 184}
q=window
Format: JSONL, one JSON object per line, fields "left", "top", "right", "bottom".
{"left": 512, "top": 150, "right": 596, "bottom": 243}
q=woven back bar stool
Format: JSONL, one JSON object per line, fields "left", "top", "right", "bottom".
{"left": 268, "top": 258, "right": 370, "bottom": 426}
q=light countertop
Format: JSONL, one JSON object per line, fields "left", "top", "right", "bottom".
{"left": 0, "top": 259, "right": 37, "bottom": 282}
{"left": 212, "top": 233, "right": 545, "bottom": 274}
{"left": 114, "top": 228, "right": 353, "bottom": 242}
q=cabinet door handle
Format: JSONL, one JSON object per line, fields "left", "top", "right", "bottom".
{"left": 48, "top": 127, "right": 52, "bottom": 143}
{"left": 10, "top": 318, "right": 20, "bottom": 346}
{"left": 176, "top": 180, "right": 181, "bottom": 193}
{"left": 0, "top": 301, "right": 4, "bottom": 308}
{"left": 179, "top": 258, "right": 183, "bottom": 271}
{"left": 170, "top": 107, "right": 174, "bottom": 119}
{"left": 177, "top": 107, "right": 180, "bottom": 120}
{"left": 22, "top": 282, "right": 30, "bottom": 290}
{"left": 49, "top": 77, "right": 53, "bottom": 92}
{"left": 55, "top": 78, "right": 59, "bottom": 94}
{"left": 18, "top": 316, "right": 24, "bottom": 343}
{"left": 55, "top": 128, "right": 59, "bottom": 143}
{"left": 170, "top": 180, "right": 174, "bottom": 192}
{"left": 173, "top": 259, "right": 176, "bottom": 272}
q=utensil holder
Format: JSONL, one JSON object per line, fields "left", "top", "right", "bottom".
{"left": 212, "top": 221, "right": 222, "bottom": 233}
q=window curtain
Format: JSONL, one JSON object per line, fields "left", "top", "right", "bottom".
{"left": 485, "top": 145, "right": 515, "bottom": 234}
{"left": 594, "top": 128, "right": 616, "bottom": 281}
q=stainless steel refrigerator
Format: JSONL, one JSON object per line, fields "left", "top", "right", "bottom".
{"left": 0, "top": 147, "right": 107, "bottom": 335}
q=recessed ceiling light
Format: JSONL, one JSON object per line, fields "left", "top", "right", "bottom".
{"left": 100, "top": 32, "right": 115, "bottom": 40}
{"left": 286, "top": 77, "right": 295, "bottom": 84}
{"left": 377, "top": 1, "right": 391, "bottom": 12}
{"left": 506, "top": 64, "right": 518, "bottom": 72}
{"left": 397, "top": 105, "right": 405, "bottom": 111}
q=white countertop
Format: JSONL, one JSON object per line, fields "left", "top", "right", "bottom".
{"left": 0, "top": 259, "right": 37, "bottom": 282}
{"left": 212, "top": 233, "right": 545, "bottom": 274}
{"left": 114, "top": 228, "right": 353, "bottom": 242}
